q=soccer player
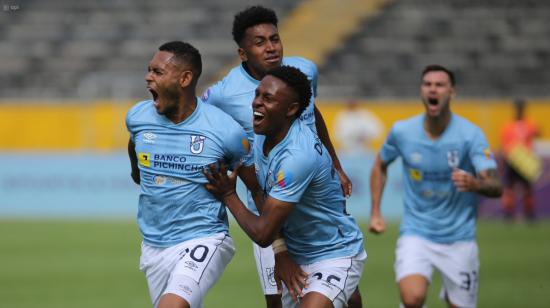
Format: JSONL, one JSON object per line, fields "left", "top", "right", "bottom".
{"left": 368, "top": 64, "right": 503, "bottom": 308}
{"left": 200, "top": 6, "right": 359, "bottom": 307}
{"left": 126, "top": 41, "right": 257, "bottom": 308}
{"left": 204, "top": 65, "right": 366, "bottom": 308}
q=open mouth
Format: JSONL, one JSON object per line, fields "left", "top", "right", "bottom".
{"left": 149, "top": 88, "right": 159, "bottom": 102}
{"left": 428, "top": 98, "right": 438, "bottom": 105}
{"left": 253, "top": 111, "right": 265, "bottom": 124}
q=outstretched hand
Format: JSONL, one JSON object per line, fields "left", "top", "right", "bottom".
{"left": 204, "top": 160, "right": 241, "bottom": 200}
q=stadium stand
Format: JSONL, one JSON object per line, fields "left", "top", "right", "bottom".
{"left": 0, "top": 0, "right": 297, "bottom": 99}
{"left": 318, "top": 0, "right": 550, "bottom": 99}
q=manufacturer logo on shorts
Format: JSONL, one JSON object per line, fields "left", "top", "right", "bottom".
{"left": 184, "top": 260, "right": 199, "bottom": 272}
{"left": 190, "top": 135, "right": 206, "bottom": 154}
{"left": 142, "top": 132, "right": 156, "bottom": 144}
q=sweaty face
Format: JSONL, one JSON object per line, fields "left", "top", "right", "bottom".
{"left": 145, "top": 51, "right": 183, "bottom": 116}
{"left": 420, "top": 71, "right": 454, "bottom": 118}
{"left": 240, "top": 23, "right": 283, "bottom": 80}
{"left": 252, "top": 75, "right": 297, "bottom": 136}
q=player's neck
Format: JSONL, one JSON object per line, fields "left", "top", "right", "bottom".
{"left": 424, "top": 110, "right": 451, "bottom": 140}
{"left": 167, "top": 94, "right": 197, "bottom": 124}
{"left": 263, "top": 122, "right": 292, "bottom": 156}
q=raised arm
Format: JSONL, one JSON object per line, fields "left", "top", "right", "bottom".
{"left": 314, "top": 105, "right": 352, "bottom": 197}
{"left": 127, "top": 138, "right": 140, "bottom": 185}
{"left": 368, "top": 153, "right": 389, "bottom": 234}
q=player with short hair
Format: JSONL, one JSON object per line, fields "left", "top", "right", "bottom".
{"left": 126, "top": 41, "right": 256, "bottom": 308}
{"left": 368, "top": 64, "right": 502, "bottom": 308}
{"left": 205, "top": 65, "right": 366, "bottom": 308}
{"left": 200, "top": 6, "right": 360, "bottom": 308}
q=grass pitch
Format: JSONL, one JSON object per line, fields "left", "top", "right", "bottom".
{"left": 0, "top": 219, "right": 549, "bottom": 307}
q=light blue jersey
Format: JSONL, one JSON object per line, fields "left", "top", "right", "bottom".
{"left": 200, "top": 56, "right": 318, "bottom": 167}
{"left": 380, "top": 114, "right": 497, "bottom": 243}
{"left": 126, "top": 100, "right": 249, "bottom": 247}
{"left": 254, "top": 120, "right": 364, "bottom": 264}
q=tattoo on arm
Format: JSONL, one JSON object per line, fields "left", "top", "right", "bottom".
{"left": 476, "top": 169, "right": 502, "bottom": 198}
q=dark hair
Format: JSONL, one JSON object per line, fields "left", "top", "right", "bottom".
{"left": 232, "top": 6, "right": 278, "bottom": 45}
{"left": 266, "top": 65, "right": 312, "bottom": 118}
{"left": 158, "top": 41, "right": 202, "bottom": 83}
{"left": 422, "top": 64, "right": 455, "bottom": 86}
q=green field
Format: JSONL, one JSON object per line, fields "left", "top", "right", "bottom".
{"left": 1, "top": 219, "right": 549, "bottom": 307}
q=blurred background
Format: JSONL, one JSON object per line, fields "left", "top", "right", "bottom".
{"left": 1, "top": 0, "right": 549, "bottom": 307}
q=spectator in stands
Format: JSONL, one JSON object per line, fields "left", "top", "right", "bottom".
{"left": 500, "top": 98, "right": 541, "bottom": 221}
{"left": 204, "top": 65, "right": 366, "bottom": 308}
{"left": 368, "top": 65, "right": 502, "bottom": 308}
{"left": 334, "top": 99, "right": 383, "bottom": 155}
{"left": 126, "top": 41, "right": 261, "bottom": 308}
{"left": 200, "top": 6, "right": 361, "bottom": 308}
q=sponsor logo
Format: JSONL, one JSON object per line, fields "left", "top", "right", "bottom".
{"left": 447, "top": 150, "right": 460, "bottom": 168}
{"left": 190, "top": 135, "right": 206, "bottom": 154}
{"left": 242, "top": 138, "right": 250, "bottom": 153}
{"left": 154, "top": 175, "right": 166, "bottom": 185}
{"left": 142, "top": 132, "right": 156, "bottom": 144}
{"left": 276, "top": 170, "right": 293, "bottom": 189}
{"left": 409, "top": 168, "right": 422, "bottom": 181}
{"left": 138, "top": 152, "right": 150, "bottom": 167}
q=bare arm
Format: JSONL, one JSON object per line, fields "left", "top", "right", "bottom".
{"left": 237, "top": 164, "right": 265, "bottom": 213}
{"left": 368, "top": 154, "right": 388, "bottom": 234}
{"left": 452, "top": 168, "right": 503, "bottom": 197}
{"left": 127, "top": 139, "right": 140, "bottom": 185}
{"left": 314, "top": 105, "right": 352, "bottom": 197}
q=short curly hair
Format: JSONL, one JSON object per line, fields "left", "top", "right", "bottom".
{"left": 232, "top": 6, "right": 278, "bottom": 46}
{"left": 158, "top": 41, "right": 202, "bottom": 83}
{"left": 266, "top": 66, "right": 312, "bottom": 118}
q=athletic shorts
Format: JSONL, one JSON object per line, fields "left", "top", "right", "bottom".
{"left": 253, "top": 242, "right": 279, "bottom": 295}
{"left": 282, "top": 250, "right": 367, "bottom": 308}
{"left": 395, "top": 235, "right": 479, "bottom": 308}
{"left": 139, "top": 233, "right": 235, "bottom": 308}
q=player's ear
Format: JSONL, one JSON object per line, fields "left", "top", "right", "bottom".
{"left": 179, "top": 70, "right": 194, "bottom": 88}
{"left": 286, "top": 102, "right": 300, "bottom": 118}
{"left": 238, "top": 47, "right": 248, "bottom": 62}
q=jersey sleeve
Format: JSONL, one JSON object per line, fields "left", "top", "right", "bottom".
{"left": 125, "top": 102, "right": 142, "bottom": 142}
{"left": 379, "top": 125, "right": 400, "bottom": 164}
{"left": 224, "top": 123, "right": 251, "bottom": 170}
{"left": 469, "top": 127, "right": 497, "bottom": 172}
{"left": 268, "top": 151, "right": 316, "bottom": 203}
{"left": 200, "top": 81, "right": 223, "bottom": 108}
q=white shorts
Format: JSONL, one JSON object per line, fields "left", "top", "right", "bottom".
{"left": 139, "top": 233, "right": 235, "bottom": 308}
{"left": 282, "top": 250, "right": 367, "bottom": 308}
{"left": 253, "top": 242, "right": 279, "bottom": 295}
{"left": 395, "top": 235, "right": 479, "bottom": 307}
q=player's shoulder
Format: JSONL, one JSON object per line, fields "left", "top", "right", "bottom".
{"left": 202, "top": 64, "right": 255, "bottom": 101}
{"left": 283, "top": 57, "right": 317, "bottom": 77}
{"left": 127, "top": 100, "right": 154, "bottom": 121}
{"left": 451, "top": 114, "right": 483, "bottom": 135}
{"left": 391, "top": 114, "right": 423, "bottom": 135}
{"left": 200, "top": 102, "right": 244, "bottom": 133}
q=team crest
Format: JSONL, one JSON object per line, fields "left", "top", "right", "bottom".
{"left": 447, "top": 150, "right": 460, "bottom": 168}
{"left": 190, "top": 135, "right": 206, "bottom": 154}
